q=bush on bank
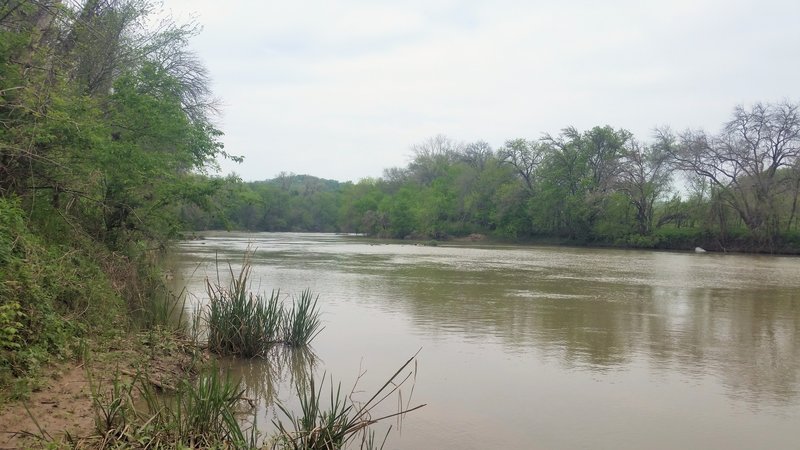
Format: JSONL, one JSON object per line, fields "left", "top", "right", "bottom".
{"left": 0, "top": 198, "right": 164, "bottom": 401}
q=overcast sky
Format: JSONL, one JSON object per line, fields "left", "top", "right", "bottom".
{"left": 164, "top": 0, "right": 800, "bottom": 182}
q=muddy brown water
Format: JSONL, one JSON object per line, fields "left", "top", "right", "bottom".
{"left": 173, "top": 232, "right": 800, "bottom": 449}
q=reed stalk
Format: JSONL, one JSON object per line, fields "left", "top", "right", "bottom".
{"left": 283, "top": 289, "right": 323, "bottom": 347}
{"left": 273, "top": 351, "right": 425, "bottom": 450}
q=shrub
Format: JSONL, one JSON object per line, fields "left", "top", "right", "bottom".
{"left": 0, "top": 199, "right": 123, "bottom": 398}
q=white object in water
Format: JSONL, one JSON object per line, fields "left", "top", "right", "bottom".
{"left": 694, "top": 247, "right": 707, "bottom": 253}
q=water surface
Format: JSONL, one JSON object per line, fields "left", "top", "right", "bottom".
{"left": 173, "top": 232, "right": 800, "bottom": 449}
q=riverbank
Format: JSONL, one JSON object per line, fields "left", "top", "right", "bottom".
{"left": 0, "top": 328, "right": 206, "bottom": 448}
{"left": 368, "top": 229, "right": 800, "bottom": 255}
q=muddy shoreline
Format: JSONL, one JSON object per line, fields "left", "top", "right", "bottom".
{"left": 0, "top": 330, "right": 206, "bottom": 448}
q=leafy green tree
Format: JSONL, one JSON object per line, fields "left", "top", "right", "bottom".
{"left": 338, "top": 179, "right": 385, "bottom": 234}
{"left": 618, "top": 139, "right": 672, "bottom": 235}
{"left": 538, "top": 126, "right": 632, "bottom": 240}
{"left": 95, "top": 63, "right": 224, "bottom": 245}
{"left": 0, "top": 0, "right": 238, "bottom": 385}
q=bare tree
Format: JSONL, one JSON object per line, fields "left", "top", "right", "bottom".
{"left": 65, "top": 0, "right": 143, "bottom": 95}
{"left": 381, "top": 166, "right": 409, "bottom": 189}
{"left": 51, "top": 0, "right": 218, "bottom": 120}
{"left": 407, "top": 134, "right": 463, "bottom": 185}
{"left": 410, "top": 134, "right": 462, "bottom": 158}
{"left": 661, "top": 101, "right": 800, "bottom": 240}
{"left": 497, "top": 138, "right": 546, "bottom": 192}
{"left": 460, "top": 140, "right": 493, "bottom": 170}
{"left": 137, "top": 18, "right": 219, "bottom": 123}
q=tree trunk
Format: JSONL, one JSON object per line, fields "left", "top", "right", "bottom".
{"left": 788, "top": 177, "right": 800, "bottom": 233}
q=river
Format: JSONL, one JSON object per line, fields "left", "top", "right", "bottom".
{"left": 172, "top": 232, "right": 800, "bottom": 449}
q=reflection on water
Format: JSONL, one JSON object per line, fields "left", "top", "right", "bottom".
{"left": 228, "top": 346, "right": 318, "bottom": 408}
{"left": 174, "top": 232, "right": 800, "bottom": 450}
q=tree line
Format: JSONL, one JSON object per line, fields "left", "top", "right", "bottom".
{"left": 183, "top": 102, "right": 800, "bottom": 253}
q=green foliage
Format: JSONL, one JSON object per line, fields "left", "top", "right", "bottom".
{"left": 180, "top": 123, "right": 800, "bottom": 253}
{"left": 206, "top": 265, "right": 284, "bottom": 358}
{"left": 778, "top": 231, "right": 800, "bottom": 253}
{"left": 592, "top": 192, "right": 636, "bottom": 242}
{"left": 0, "top": 302, "right": 23, "bottom": 350}
{"left": 651, "top": 227, "right": 711, "bottom": 250}
{"left": 142, "top": 368, "right": 248, "bottom": 447}
{"left": 90, "top": 368, "right": 137, "bottom": 436}
{"left": 86, "top": 353, "right": 423, "bottom": 450}
{"left": 0, "top": 199, "right": 125, "bottom": 397}
{"left": 0, "top": 0, "right": 235, "bottom": 394}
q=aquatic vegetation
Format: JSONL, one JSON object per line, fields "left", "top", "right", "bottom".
{"left": 204, "top": 260, "right": 323, "bottom": 357}
{"left": 82, "top": 351, "right": 423, "bottom": 450}
{"left": 205, "top": 263, "right": 283, "bottom": 357}
{"left": 273, "top": 351, "right": 425, "bottom": 450}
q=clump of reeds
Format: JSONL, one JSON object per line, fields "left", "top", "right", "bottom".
{"left": 204, "top": 260, "right": 323, "bottom": 358}
{"left": 272, "top": 351, "right": 425, "bottom": 450}
{"left": 205, "top": 263, "right": 282, "bottom": 357}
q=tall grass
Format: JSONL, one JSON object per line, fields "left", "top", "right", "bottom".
{"left": 88, "top": 369, "right": 137, "bottom": 440}
{"left": 204, "top": 260, "right": 322, "bottom": 357}
{"left": 82, "top": 255, "right": 423, "bottom": 449}
{"left": 137, "top": 286, "right": 188, "bottom": 332}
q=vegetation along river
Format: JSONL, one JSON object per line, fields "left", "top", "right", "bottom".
{"left": 173, "top": 232, "right": 800, "bottom": 449}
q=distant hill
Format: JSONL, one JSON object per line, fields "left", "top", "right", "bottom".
{"left": 256, "top": 173, "right": 343, "bottom": 193}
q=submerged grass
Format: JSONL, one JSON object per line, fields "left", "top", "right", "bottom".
{"left": 139, "top": 368, "right": 249, "bottom": 448}
{"left": 273, "top": 351, "right": 425, "bottom": 450}
{"left": 86, "top": 364, "right": 251, "bottom": 449}
{"left": 205, "top": 258, "right": 323, "bottom": 357}
{"left": 81, "top": 352, "right": 423, "bottom": 450}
